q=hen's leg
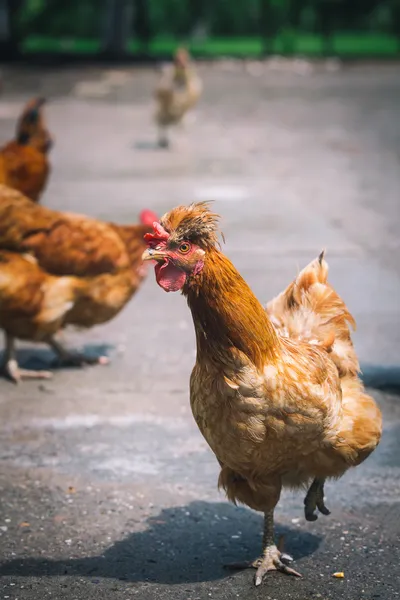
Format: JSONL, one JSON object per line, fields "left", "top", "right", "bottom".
{"left": 304, "top": 478, "right": 331, "bottom": 521}
{"left": 1, "top": 333, "right": 52, "bottom": 383}
{"left": 221, "top": 471, "right": 300, "bottom": 584}
{"left": 49, "top": 337, "right": 109, "bottom": 368}
{"left": 226, "top": 510, "right": 302, "bottom": 584}
{"left": 158, "top": 126, "right": 169, "bottom": 148}
{"left": 254, "top": 510, "right": 302, "bottom": 585}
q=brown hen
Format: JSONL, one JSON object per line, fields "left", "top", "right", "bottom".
{"left": 142, "top": 202, "right": 382, "bottom": 585}
{"left": 0, "top": 98, "right": 52, "bottom": 202}
{"left": 0, "top": 185, "right": 157, "bottom": 382}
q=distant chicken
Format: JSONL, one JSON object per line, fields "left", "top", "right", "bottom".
{"left": 0, "top": 185, "right": 156, "bottom": 382}
{"left": 0, "top": 97, "right": 52, "bottom": 202}
{"left": 154, "top": 47, "right": 202, "bottom": 148}
{"left": 143, "top": 202, "right": 382, "bottom": 585}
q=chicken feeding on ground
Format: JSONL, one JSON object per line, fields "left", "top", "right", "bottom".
{"left": 154, "top": 47, "right": 202, "bottom": 148}
{"left": 142, "top": 201, "right": 382, "bottom": 585}
{"left": 0, "top": 98, "right": 52, "bottom": 202}
{"left": 0, "top": 185, "right": 157, "bottom": 383}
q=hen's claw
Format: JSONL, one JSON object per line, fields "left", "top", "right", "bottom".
{"left": 281, "top": 552, "right": 294, "bottom": 563}
{"left": 304, "top": 478, "right": 331, "bottom": 521}
{"left": 254, "top": 545, "right": 302, "bottom": 585}
{"left": 224, "top": 547, "right": 300, "bottom": 585}
{"left": 1, "top": 359, "right": 52, "bottom": 384}
{"left": 317, "top": 499, "right": 331, "bottom": 516}
{"left": 225, "top": 510, "right": 301, "bottom": 585}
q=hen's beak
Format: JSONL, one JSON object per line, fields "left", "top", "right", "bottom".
{"left": 142, "top": 248, "right": 166, "bottom": 262}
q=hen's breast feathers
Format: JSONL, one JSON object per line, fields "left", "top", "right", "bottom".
{"left": 192, "top": 332, "right": 380, "bottom": 488}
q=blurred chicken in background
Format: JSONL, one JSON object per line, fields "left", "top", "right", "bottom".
{"left": 0, "top": 97, "right": 52, "bottom": 202}
{"left": 0, "top": 185, "right": 157, "bottom": 383}
{"left": 154, "top": 47, "right": 202, "bottom": 148}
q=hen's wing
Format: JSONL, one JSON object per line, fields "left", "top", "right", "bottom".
{"left": 0, "top": 185, "right": 129, "bottom": 277}
{"left": 0, "top": 250, "right": 82, "bottom": 340}
{"left": 266, "top": 251, "right": 358, "bottom": 377}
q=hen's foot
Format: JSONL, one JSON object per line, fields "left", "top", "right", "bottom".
{"left": 158, "top": 138, "right": 169, "bottom": 149}
{"left": 1, "top": 359, "right": 52, "bottom": 384}
{"left": 254, "top": 545, "right": 302, "bottom": 585}
{"left": 225, "top": 546, "right": 301, "bottom": 584}
{"left": 157, "top": 128, "right": 169, "bottom": 149}
{"left": 225, "top": 536, "right": 300, "bottom": 585}
{"left": 225, "top": 508, "right": 301, "bottom": 585}
{"left": 304, "top": 478, "right": 331, "bottom": 522}
{"left": 225, "top": 552, "right": 294, "bottom": 570}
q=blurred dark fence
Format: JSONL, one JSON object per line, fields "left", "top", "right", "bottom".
{"left": 1, "top": 0, "right": 400, "bottom": 60}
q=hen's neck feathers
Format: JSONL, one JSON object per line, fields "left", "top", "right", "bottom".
{"left": 184, "top": 247, "right": 280, "bottom": 370}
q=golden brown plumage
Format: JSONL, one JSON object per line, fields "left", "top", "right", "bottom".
{"left": 0, "top": 98, "right": 52, "bottom": 202}
{"left": 143, "top": 201, "right": 382, "bottom": 585}
{"left": 0, "top": 185, "right": 157, "bottom": 382}
{"left": 154, "top": 48, "right": 202, "bottom": 147}
{"left": 266, "top": 250, "right": 359, "bottom": 377}
{"left": 0, "top": 251, "right": 84, "bottom": 341}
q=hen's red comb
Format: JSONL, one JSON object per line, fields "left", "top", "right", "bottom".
{"left": 144, "top": 222, "right": 170, "bottom": 248}
{"left": 140, "top": 209, "right": 158, "bottom": 226}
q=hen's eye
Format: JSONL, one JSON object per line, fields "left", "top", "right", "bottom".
{"left": 179, "top": 242, "right": 191, "bottom": 254}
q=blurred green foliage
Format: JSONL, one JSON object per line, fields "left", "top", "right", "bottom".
{"left": 18, "top": 0, "right": 101, "bottom": 37}
{"left": 8, "top": 0, "right": 400, "bottom": 56}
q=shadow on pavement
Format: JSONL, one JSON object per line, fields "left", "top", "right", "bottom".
{"left": 0, "top": 343, "right": 114, "bottom": 372}
{"left": 134, "top": 140, "right": 166, "bottom": 150}
{"left": 0, "top": 501, "right": 321, "bottom": 584}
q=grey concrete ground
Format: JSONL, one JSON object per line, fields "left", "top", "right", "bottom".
{"left": 0, "top": 61, "right": 399, "bottom": 600}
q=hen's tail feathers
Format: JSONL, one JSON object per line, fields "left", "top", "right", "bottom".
{"left": 266, "top": 251, "right": 359, "bottom": 378}
{"left": 333, "top": 376, "right": 382, "bottom": 466}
